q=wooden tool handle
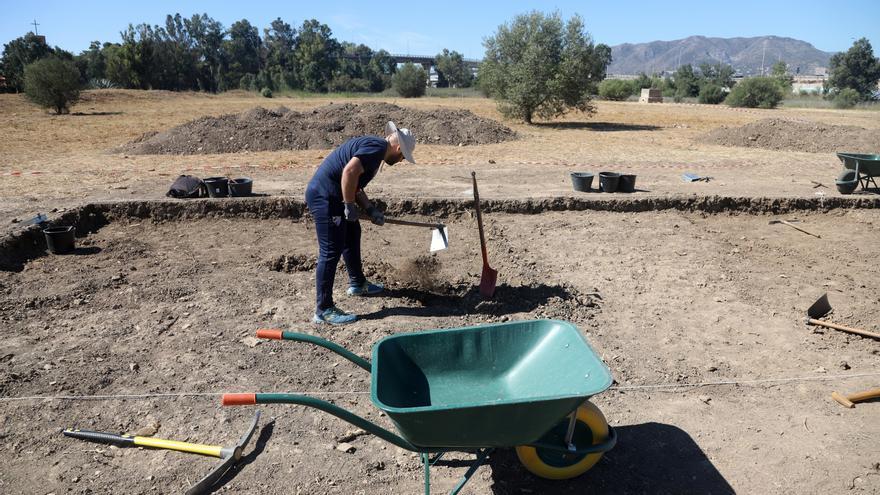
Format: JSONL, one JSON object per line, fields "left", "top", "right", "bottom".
{"left": 848, "top": 388, "right": 880, "bottom": 402}
{"left": 472, "top": 171, "right": 489, "bottom": 265}
{"left": 808, "top": 319, "right": 880, "bottom": 340}
{"left": 383, "top": 218, "right": 442, "bottom": 229}
{"left": 781, "top": 220, "right": 821, "bottom": 238}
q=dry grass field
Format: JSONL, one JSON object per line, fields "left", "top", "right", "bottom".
{"left": 1, "top": 90, "right": 879, "bottom": 494}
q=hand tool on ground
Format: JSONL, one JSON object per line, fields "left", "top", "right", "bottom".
{"left": 806, "top": 293, "right": 880, "bottom": 340}
{"left": 768, "top": 219, "right": 821, "bottom": 238}
{"left": 20, "top": 213, "right": 48, "bottom": 226}
{"left": 831, "top": 388, "right": 880, "bottom": 408}
{"left": 364, "top": 215, "right": 449, "bottom": 252}
{"left": 471, "top": 171, "right": 497, "bottom": 299}
{"left": 62, "top": 411, "right": 261, "bottom": 495}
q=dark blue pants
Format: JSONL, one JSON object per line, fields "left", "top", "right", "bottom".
{"left": 305, "top": 186, "right": 366, "bottom": 313}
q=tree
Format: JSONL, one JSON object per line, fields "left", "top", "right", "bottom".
{"left": 598, "top": 79, "right": 633, "bottom": 100}
{"left": 222, "top": 20, "right": 262, "bottom": 90}
{"left": 770, "top": 61, "right": 793, "bottom": 93}
{"left": 435, "top": 49, "right": 472, "bottom": 88}
{"left": 392, "top": 62, "right": 426, "bottom": 97}
{"left": 185, "top": 13, "right": 225, "bottom": 92}
{"left": 828, "top": 38, "right": 880, "bottom": 100}
{"left": 1, "top": 32, "right": 55, "bottom": 92}
{"left": 480, "top": 11, "right": 610, "bottom": 123}
{"left": 74, "top": 41, "right": 107, "bottom": 84}
{"left": 698, "top": 84, "right": 725, "bottom": 104}
{"left": 294, "top": 19, "right": 341, "bottom": 92}
{"left": 699, "top": 62, "right": 735, "bottom": 88}
{"left": 725, "top": 77, "right": 784, "bottom": 108}
{"left": 263, "top": 17, "right": 297, "bottom": 89}
{"left": 833, "top": 88, "right": 860, "bottom": 109}
{"left": 24, "top": 57, "right": 82, "bottom": 114}
{"left": 672, "top": 64, "right": 700, "bottom": 100}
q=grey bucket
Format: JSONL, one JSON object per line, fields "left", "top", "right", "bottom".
{"left": 599, "top": 172, "right": 621, "bottom": 192}
{"left": 204, "top": 177, "right": 229, "bottom": 198}
{"left": 570, "top": 172, "right": 594, "bottom": 192}
{"left": 618, "top": 174, "right": 637, "bottom": 193}
{"left": 229, "top": 177, "right": 253, "bottom": 197}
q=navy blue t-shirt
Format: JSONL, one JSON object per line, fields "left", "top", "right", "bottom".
{"left": 307, "top": 136, "right": 387, "bottom": 199}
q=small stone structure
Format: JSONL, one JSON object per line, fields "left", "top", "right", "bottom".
{"left": 639, "top": 88, "right": 663, "bottom": 103}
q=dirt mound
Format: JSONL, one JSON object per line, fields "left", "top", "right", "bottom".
{"left": 118, "top": 102, "right": 517, "bottom": 155}
{"left": 698, "top": 118, "right": 880, "bottom": 153}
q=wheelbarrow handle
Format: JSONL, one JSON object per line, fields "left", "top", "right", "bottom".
{"left": 256, "top": 329, "right": 371, "bottom": 371}
{"left": 222, "top": 393, "right": 420, "bottom": 452}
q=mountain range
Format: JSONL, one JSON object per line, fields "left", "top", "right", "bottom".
{"left": 608, "top": 35, "right": 834, "bottom": 76}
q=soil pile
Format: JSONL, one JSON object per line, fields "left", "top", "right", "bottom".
{"left": 698, "top": 118, "right": 880, "bottom": 153}
{"left": 119, "top": 102, "right": 517, "bottom": 155}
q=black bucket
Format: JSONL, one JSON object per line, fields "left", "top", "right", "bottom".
{"left": 618, "top": 174, "right": 637, "bottom": 193}
{"left": 229, "top": 177, "right": 253, "bottom": 197}
{"left": 204, "top": 177, "right": 229, "bottom": 198}
{"left": 599, "top": 172, "right": 621, "bottom": 193}
{"left": 43, "top": 226, "right": 76, "bottom": 254}
{"left": 570, "top": 172, "right": 594, "bottom": 192}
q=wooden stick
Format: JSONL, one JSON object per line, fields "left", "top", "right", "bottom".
{"left": 807, "top": 319, "right": 880, "bottom": 340}
{"left": 780, "top": 220, "right": 821, "bottom": 238}
{"left": 832, "top": 388, "right": 880, "bottom": 408}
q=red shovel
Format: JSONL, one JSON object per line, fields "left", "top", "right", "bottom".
{"left": 472, "top": 171, "right": 497, "bottom": 299}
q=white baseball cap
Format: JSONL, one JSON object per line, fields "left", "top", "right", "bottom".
{"left": 385, "top": 121, "right": 416, "bottom": 164}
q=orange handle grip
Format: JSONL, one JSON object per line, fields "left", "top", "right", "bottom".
{"left": 222, "top": 393, "right": 256, "bottom": 406}
{"left": 256, "top": 328, "right": 283, "bottom": 340}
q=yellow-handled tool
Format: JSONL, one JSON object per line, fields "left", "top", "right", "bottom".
{"left": 63, "top": 411, "right": 261, "bottom": 494}
{"left": 62, "top": 428, "right": 225, "bottom": 456}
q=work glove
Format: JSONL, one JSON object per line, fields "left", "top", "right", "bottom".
{"left": 366, "top": 206, "right": 385, "bottom": 226}
{"left": 343, "top": 202, "right": 359, "bottom": 223}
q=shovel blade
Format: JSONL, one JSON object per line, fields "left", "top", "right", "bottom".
{"left": 479, "top": 265, "right": 498, "bottom": 300}
{"left": 430, "top": 226, "right": 449, "bottom": 252}
{"left": 807, "top": 293, "right": 832, "bottom": 319}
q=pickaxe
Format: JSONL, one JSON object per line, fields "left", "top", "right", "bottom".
{"left": 63, "top": 411, "right": 261, "bottom": 494}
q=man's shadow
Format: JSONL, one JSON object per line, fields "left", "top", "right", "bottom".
{"left": 360, "top": 283, "right": 584, "bottom": 320}
{"left": 486, "top": 422, "right": 735, "bottom": 494}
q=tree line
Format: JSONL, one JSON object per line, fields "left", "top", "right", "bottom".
{"left": 597, "top": 38, "right": 880, "bottom": 110}
{"left": 3, "top": 10, "right": 877, "bottom": 117}
{"left": 0, "top": 13, "right": 475, "bottom": 94}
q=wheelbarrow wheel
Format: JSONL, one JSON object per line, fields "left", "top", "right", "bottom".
{"left": 515, "top": 401, "right": 609, "bottom": 480}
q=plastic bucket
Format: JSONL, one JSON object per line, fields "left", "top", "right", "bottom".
{"left": 43, "top": 226, "right": 76, "bottom": 254}
{"left": 204, "top": 177, "right": 229, "bottom": 198}
{"left": 598, "top": 172, "right": 621, "bottom": 193}
{"left": 229, "top": 177, "right": 253, "bottom": 197}
{"left": 618, "top": 174, "right": 637, "bottom": 193}
{"left": 570, "top": 172, "right": 594, "bottom": 192}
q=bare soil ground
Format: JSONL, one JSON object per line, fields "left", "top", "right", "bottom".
{"left": 118, "top": 102, "right": 516, "bottom": 155}
{"left": 699, "top": 117, "right": 880, "bottom": 153}
{"left": 1, "top": 90, "right": 879, "bottom": 494}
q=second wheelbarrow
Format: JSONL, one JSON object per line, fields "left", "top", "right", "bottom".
{"left": 835, "top": 152, "right": 880, "bottom": 194}
{"left": 223, "top": 319, "right": 616, "bottom": 494}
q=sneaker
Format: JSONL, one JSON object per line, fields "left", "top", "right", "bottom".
{"left": 347, "top": 280, "right": 384, "bottom": 296}
{"left": 312, "top": 306, "right": 357, "bottom": 325}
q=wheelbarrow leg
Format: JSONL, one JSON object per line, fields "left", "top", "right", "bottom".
{"left": 449, "top": 448, "right": 493, "bottom": 495}
{"left": 420, "top": 448, "right": 493, "bottom": 495}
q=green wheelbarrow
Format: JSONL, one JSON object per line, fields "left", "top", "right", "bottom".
{"left": 836, "top": 152, "right": 880, "bottom": 194}
{"left": 223, "top": 319, "right": 616, "bottom": 494}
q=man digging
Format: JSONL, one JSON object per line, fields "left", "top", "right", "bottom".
{"left": 305, "top": 121, "right": 416, "bottom": 325}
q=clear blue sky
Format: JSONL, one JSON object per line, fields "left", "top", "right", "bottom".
{"left": 2, "top": 0, "right": 878, "bottom": 58}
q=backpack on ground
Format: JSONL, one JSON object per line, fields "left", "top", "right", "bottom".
{"left": 166, "top": 175, "right": 206, "bottom": 198}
